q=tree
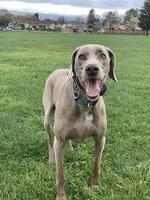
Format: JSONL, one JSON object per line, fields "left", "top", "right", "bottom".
{"left": 0, "top": 9, "right": 13, "bottom": 27}
{"left": 95, "top": 18, "right": 102, "bottom": 31}
{"left": 139, "top": 0, "right": 150, "bottom": 36}
{"left": 73, "top": 17, "right": 84, "bottom": 32}
{"left": 33, "top": 13, "right": 39, "bottom": 20}
{"left": 124, "top": 9, "right": 139, "bottom": 29}
{"left": 55, "top": 16, "right": 65, "bottom": 31}
{"left": 103, "top": 11, "right": 121, "bottom": 31}
{"left": 87, "top": 9, "right": 97, "bottom": 32}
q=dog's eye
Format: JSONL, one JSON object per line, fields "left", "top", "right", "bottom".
{"left": 100, "top": 53, "right": 106, "bottom": 60}
{"left": 79, "top": 54, "right": 87, "bottom": 61}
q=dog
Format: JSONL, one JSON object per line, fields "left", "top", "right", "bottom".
{"left": 43, "top": 44, "right": 117, "bottom": 200}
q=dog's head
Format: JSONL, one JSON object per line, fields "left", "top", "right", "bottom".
{"left": 71, "top": 44, "right": 117, "bottom": 100}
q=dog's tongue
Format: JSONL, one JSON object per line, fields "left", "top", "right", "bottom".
{"left": 85, "top": 80, "right": 100, "bottom": 98}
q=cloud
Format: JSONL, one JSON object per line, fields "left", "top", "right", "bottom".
{"left": 2, "top": 0, "right": 144, "bottom": 9}
{"left": 41, "top": 0, "right": 144, "bottom": 9}
{"left": 0, "top": 1, "right": 128, "bottom": 16}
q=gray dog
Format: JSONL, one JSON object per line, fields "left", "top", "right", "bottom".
{"left": 43, "top": 44, "right": 117, "bottom": 200}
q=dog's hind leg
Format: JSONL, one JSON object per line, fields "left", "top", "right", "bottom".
{"left": 43, "top": 78, "right": 55, "bottom": 165}
{"left": 65, "top": 140, "right": 74, "bottom": 152}
{"left": 44, "top": 108, "right": 55, "bottom": 164}
{"left": 54, "top": 137, "right": 66, "bottom": 200}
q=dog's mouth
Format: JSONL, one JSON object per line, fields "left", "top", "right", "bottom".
{"left": 83, "top": 79, "right": 103, "bottom": 100}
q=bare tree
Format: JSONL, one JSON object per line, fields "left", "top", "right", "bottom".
{"left": 95, "top": 18, "right": 102, "bottom": 31}
{"left": 73, "top": 17, "right": 84, "bottom": 32}
{"left": 103, "top": 11, "right": 121, "bottom": 31}
{"left": 55, "top": 16, "right": 65, "bottom": 32}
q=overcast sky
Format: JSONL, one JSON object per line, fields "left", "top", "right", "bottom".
{"left": 0, "top": 0, "right": 144, "bottom": 16}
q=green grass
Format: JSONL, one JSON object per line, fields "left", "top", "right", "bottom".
{"left": 0, "top": 32, "right": 150, "bottom": 200}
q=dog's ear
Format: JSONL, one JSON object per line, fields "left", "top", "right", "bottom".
{"left": 71, "top": 47, "right": 80, "bottom": 74}
{"left": 106, "top": 48, "right": 118, "bottom": 82}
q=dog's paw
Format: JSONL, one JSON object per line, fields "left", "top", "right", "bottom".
{"left": 67, "top": 145, "right": 74, "bottom": 152}
{"left": 47, "top": 159, "right": 55, "bottom": 165}
{"left": 91, "top": 178, "right": 100, "bottom": 190}
{"left": 48, "top": 150, "right": 55, "bottom": 165}
{"left": 56, "top": 195, "right": 67, "bottom": 200}
{"left": 47, "top": 158, "right": 55, "bottom": 165}
{"left": 65, "top": 141, "right": 74, "bottom": 152}
{"left": 91, "top": 184, "right": 99, "bottom": 190}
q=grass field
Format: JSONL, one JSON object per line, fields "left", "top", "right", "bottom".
{"left": 0, "top": 32, "right": 150, "bottom": 200}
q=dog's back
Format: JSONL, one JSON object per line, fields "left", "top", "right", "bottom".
{"left": 43, "top": 69, "right": 69, "bottom": 112}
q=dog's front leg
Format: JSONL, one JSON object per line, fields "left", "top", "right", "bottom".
{"left": 91, "top": 136, "right": 106, "bottom": 189}
{"left": 54, "top": 137, "right": 66, "bottom": 200}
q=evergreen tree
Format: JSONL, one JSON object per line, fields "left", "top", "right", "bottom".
{"left": 0, "top": 9, "right": 13, "bottom": 27}
{"left": 33, "top": 13, "right": 39, "bottom": 20}
{"left": 139, "top": 0, "right": 150, "bottom": 36}
{"left": 87, "top": 9, "right": 97, "bottom": 32}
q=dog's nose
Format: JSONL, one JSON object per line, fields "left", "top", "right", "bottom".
{"left": 85, "top": 64, "right": 99, "bottom": 76}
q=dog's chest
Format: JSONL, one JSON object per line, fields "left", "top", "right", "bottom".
{"left": 66, "top": 117, "right": 98, "bottom": 143}
{"left": 85, "top": 111, "right": 93, "bottom": 123}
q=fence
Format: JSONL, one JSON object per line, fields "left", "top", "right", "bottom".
{"left": 105, "top": 28, "right": 148, "bottom": 35}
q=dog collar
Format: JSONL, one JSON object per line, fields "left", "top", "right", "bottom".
{"left": 73, "top": 76, "right": 107, "bottom": 107}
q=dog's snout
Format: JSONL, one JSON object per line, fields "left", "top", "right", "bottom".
{"left": 85, "top": 64, "right": 99, "bottom": 76}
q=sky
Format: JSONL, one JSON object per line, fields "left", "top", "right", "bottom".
{"left": 0, "top": 0, "right": 144, "bottom": 16}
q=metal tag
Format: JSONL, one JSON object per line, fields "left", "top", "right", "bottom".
{"left": 85, "top": 112, "right": 93, "bottom": 123}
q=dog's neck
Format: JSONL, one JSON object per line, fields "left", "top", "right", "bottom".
{"left": 72, "top": 75, "right": 107, "bottom": 107}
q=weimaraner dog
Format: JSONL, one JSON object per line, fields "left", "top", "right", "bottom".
{"left": 43, "top": 44, "right": 117, "bottom": 200}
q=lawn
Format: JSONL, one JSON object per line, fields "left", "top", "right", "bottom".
{"left": 0, "top": 31, "right": 150, "bottom": 200}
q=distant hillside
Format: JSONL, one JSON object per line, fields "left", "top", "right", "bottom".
{"left": 10, "top": 11, "right": 88, "bottom": 22}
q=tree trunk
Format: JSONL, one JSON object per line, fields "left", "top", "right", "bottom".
{"left": 146, "top": 29, "right": 149, "bottom": 36}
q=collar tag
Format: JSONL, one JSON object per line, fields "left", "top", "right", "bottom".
{"left": 73, "top": 91, "right": 79, "bottom": 100}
